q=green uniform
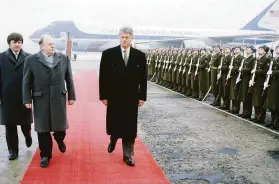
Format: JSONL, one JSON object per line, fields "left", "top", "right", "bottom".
{"left": 251, "top": 55, "right": 270, "bottom": 123}
{"left": 217, "top": 54, "right": 231, "bottom": 110}
{"left": 190, "top": 54, "right": 199, "bottom": 98}
{"left": 264, "top": 56, "right": 279, "bottom": 128}
{"left": 198, "top": 54, "right": 209, "bottom": 100}
{"left": 210, "top": 52, "right": 222, "bottom": 106}
{"left": 172, "top": 53, "right": 182, "bottom": 90}
{"left": 186, "top": 55, "right": 193, "bottom": 96}
{"left": 229, "top": 54, "right": 243, "bottom": 114}
{"left": 181, "top": 54, "right": 189, "bottom": 94}
{"left": 168, "top": 53, "right": 176, "bottom": 88}
{"left": 237, "top": 54, "right": 255, "bottom": 118}
{"left": 149, "top": 53, "right": 156, "bottom": 79}
{"left": 177, "top": 53, "right": 186, "bottom": 93}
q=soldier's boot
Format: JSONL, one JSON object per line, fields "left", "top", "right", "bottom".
{"left": 221, "top": 97, "right": 230, "bottom": 110}
{"left": 199, "top": 91, "right": 206, "bottom": 101}
{"left": 258, "top": 107, "right": 266, "bottom": 124}
{"left": 265, "top": 110, "right": 275, "bottom": 128}
{"left": 186, "top": 88, "right": 192, "bottom": 97}
{"left": 273, "top": 115, "right": 279, "bottom": 130}
{"left": 242, "top": 101, "right": 252, "bottom": 119}
{"left": 174, "top": 83, "right": 177, "bottom": 90}
{"left": 253, "top": 107, "right": 265, "bottom": 124}
{"left": 191, "top": 89, "right": 199, "bottom": 99}
{"left": 231, "top": 100, "right": 240, "bottom": 114}
{"left": 211, "top": 94, "right": 221, "bottom": 107}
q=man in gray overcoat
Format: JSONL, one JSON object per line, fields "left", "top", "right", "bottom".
{"left": 99, "top": 27, "right": 147, "bottom": 166}
{"left": 0, "top": 33, "right": 33, "bottom": 160}
{"left": 23, "top": 34, "right": 76, "bottom": 168}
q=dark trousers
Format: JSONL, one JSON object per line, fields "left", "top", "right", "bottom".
{"left": 110, "top": 136, "right": 135, "bottom": 157}
{"left": 243, "top": 96, "right": 252, "bottom": 117}
{"left": 37, "top": 131, "right": 66, "bottom": 158}
{"left": 5, "top": 124, "right": 31, "bottom": 154}
{"left": 254, "top": 107, "right": 266, "bottom": 123}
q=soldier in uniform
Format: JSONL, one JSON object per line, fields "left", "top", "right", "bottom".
{"left": 189, "top": 48, "right": 199, "bottom": 98}
{"left": 250, "top": 45, "right": 270, "bottom": 124}
{"left": 263, "top": 46, "right": 279, "bottom": 128}
{"left": 210, "top": 45, "right": 222, "bottom": 106}
{"left": 181, "top": 49, "right": 189, "bottom": 94}
{"left": 197, "top": 47, "right": 210, "bottom": 101}
{"left": 162, "top": 49, "right": 171, "bottom": 87}
{"left": 168, "top": 49, "right": 179, "bottom": 90}
{"left": 217, "top": 45, "right": 232, "bottom": 110}
{"left": 177, "top": 49, "right": 187, "bottom": 93}
{"left": 173, "top": 49, "right": 183, "bottom": 91}
{"left": 185, "top": 49, "right": 193, "bottom": 96}
{"left": 228, "top": 46, "right": 244, "bottom": 114}
{"left": 237, "top": 45, "right": 255, "bottom": 119}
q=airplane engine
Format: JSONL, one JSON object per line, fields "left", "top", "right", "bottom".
{"left": 181, "top": 39, "right": 207, "bottom": 48}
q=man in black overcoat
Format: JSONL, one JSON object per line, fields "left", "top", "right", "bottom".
{"left": 0, "top": 33, "right": 32, "bottom": 160}
{"left": 99, "top": 26, "right": 147, "bottom": 166}
{"left": 23, "top": 34, "right": 76, "bottom": 168}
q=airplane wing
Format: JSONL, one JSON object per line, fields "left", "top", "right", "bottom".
{"left": 208, "top": 33, "right": 279, "bottom": 41}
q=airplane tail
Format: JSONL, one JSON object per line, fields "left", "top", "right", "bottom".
{"left": 241, "top": 0, "right": 279, "bottom": 32}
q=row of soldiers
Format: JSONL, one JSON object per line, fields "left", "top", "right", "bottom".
{"left": 145, "top": 44, "right": 279, "bottom": 130}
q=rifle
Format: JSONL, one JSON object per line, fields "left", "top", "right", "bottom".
{"left": 187, "top": 58, "right": 193, "bottom": 75}
{"left": 194, "top": 57, "right": 201, "bottom": 80}
{"left": 235, "top": 58, "right": 245, "bottom": 84}
{"left": 207, "top": 53, "right": 214, "bottom": 72}
{"left": 262, "top": 59, "right": 274, "bottom": 96}
{"left": 216, "top": 56, "right": 224, "bottom": 85}
{"left": 248, "top": 59, "right": 258, "bottom": 93}
{"left": 225, "top": 56, "right": 234, "bottom": 86}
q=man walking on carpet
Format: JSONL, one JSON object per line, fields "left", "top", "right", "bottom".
{"left": 23, "top": 34, "right": 76, "bottom": 168}
{"left": 99, "top": 26, "right": 147, "bottom": 166}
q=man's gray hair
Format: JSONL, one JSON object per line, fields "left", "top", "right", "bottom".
{"left": 119, "top": 26, "right": 133, "bottom": 37}
{"left": 39, "top": 34, "right": 53, "bottom": 45}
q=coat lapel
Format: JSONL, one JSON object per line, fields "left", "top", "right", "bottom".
{"left": 5, "top": 49, "right": 16, "bottom": 64}
{"left": 52, "top": 53, "right": 61, "bottom": 68}
{"left": 117, "top": 45, "right": 135, "bottom": 67}
{"left": 36, "top": 52, "right": 51, "bottom": 68}
{"left": 15, "top": 50, "right": 27, "bottom": 68}
{"left": 127, "top": 47, "right": 134, "bottom": 67}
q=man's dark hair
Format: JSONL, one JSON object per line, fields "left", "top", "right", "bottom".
{"left": 7, "top": 32, "right": 23, "bottom": 44}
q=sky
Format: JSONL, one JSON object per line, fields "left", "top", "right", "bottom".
{"left": 0, "top": 0, "right": 274, "bottom": 52}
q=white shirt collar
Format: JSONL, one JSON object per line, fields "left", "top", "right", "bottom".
{"left": 121, "top": 46, "right": 130, "bottom": 53}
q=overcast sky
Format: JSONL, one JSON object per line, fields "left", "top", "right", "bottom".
{"left": 0, "top": 0, "right": 274, "bottom": 52}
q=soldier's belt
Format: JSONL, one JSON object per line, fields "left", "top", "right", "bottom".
{"left": 211, "top": 67, "right": 218, "bottom": 70}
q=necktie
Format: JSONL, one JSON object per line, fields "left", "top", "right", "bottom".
{"left": 123, "top": 50, "right": 128, "bottom": 66}
{"left": 15, "top": 53, "right": 18, "bottom": 60}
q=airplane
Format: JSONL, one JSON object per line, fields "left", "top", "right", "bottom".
{"left": 29, "top": 0, "right": 279, "bottom": 52}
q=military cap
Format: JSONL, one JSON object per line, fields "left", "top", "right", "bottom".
{"left": 258, "top": 45, "right": 269, "bottom": 53}
{"left": 246, "top": 45, "right": 256, "bottom": 52}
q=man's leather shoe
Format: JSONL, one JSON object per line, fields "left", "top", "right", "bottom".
{"left": 58, "top": 141, "right": 66, "bottom": 153}
{"left": 40, "top": 157, "right": 49, "bottom": 168}
{"left": 123, "top": 156, "right": 135, "bottom": 166}
{"left": 8, "top": 153, "right": 18, "bottom": 160}
{"left": 26, "top": 137, "right": 32, "bottom": 148}
{"left": 108, "top": 142, "right": 116, "bottom": 153}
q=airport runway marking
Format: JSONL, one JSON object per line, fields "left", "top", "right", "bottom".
{"left": 148, "top": 81, "right": 279, "bottom": 136}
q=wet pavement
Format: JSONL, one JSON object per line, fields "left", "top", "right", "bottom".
{"left": 1, "top": 52, "right": 279, "bottom": 184}
{"left": 139, "top": 82, "right": 279, "bottom": 184}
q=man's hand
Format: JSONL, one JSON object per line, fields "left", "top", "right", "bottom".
{"left": 25, "top": 103, "right": 32, "bottom": 109}
{"left": 138, "top": 100, "right": 145, "bottom": 107}
{"left": 102, "top": 100, "right": 108, "bottom": 106}
{"left": 68, "top": 100, "right": 75, "bottom": 105}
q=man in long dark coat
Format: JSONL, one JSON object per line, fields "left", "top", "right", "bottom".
{"left": 23, "top": 34, "right": 76, "bottom": 168}
{"left": 99, "top": 26, "right": 147, "bottom": 166}
{"left": 0, "top": 33, "right": 32, "bottom": 160}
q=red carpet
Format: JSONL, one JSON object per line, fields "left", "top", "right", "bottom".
{"left": 20, "top": 70, "right": 170, "bottom": 184}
